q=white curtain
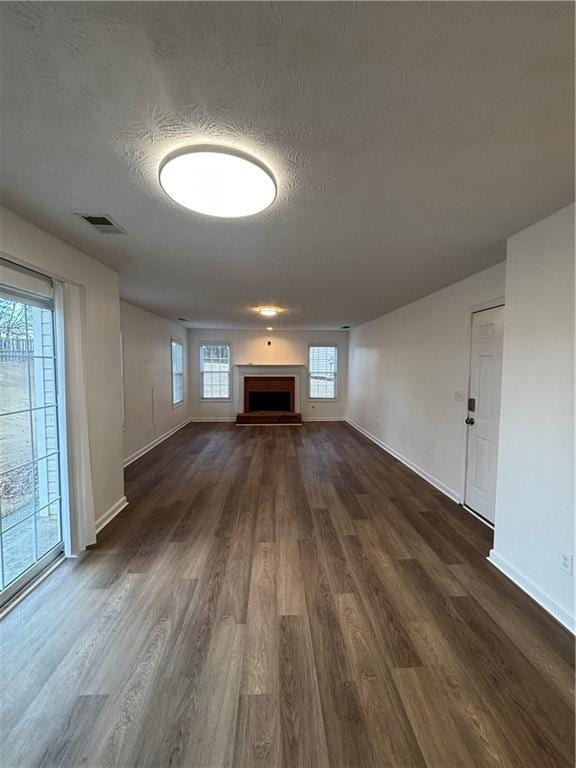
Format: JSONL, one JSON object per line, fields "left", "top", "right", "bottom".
{"left": 54, "top": 281, "right": 96, "bottom": 555}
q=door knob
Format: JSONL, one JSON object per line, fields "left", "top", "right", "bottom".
{"left": 465, "top": 417, "right": 475, "bottom": 425}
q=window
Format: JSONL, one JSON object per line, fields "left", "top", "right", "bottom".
{"left": 308, "top": 345, "right": 338, "bottom": 399}
{"left": 171, "top": 338, "right": 184, "bottom": 406}
{"left": 200, "top": 343, "right": 231, "bottom": 399}
{"left": 0, "top": 267, "right": 63, "bottom": 607}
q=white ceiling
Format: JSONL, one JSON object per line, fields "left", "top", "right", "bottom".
{"left": 0, "top": 2, "right": 573, "bottom": 329}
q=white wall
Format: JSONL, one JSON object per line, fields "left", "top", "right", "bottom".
{"left": 121, "top": 301, "right": 188, "bottom": 464}
{"left": 0, "top": 206, "right": 125, "bottom": 527}
{"left": 188, "top": 329, "right": 348, "bottom": 421}
{"left": 348, "top": 263, "right": 506, "bottom": 500}
{"left": 491, "top": 204, "right": 575, "bottom": 630}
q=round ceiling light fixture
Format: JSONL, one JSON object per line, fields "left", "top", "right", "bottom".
{"left": 258, "top": 306, "right": 280, "bottom": 317}
{"left": 266, "top": 326, "right": 274, "bottom": 331}
{"left": 159, "top": 146, "right": 277, "bottom": 218}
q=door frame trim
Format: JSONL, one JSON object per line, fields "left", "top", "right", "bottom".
{"left": 461, "top": 298, "right": 505, "bottom": 521}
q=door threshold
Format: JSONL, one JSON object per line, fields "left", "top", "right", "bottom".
{"left": 0, "top": 553, "right": 66, "bottom": 620}
{"left": 463, "top": 504, "right": 494, "bottom": 529}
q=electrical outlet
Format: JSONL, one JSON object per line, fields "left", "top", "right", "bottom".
{"left": 560, "top": 551, "right": 573, "bottom": 575}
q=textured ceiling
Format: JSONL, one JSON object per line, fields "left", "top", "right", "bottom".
{"left": 0, "top": 2, "right": 573, "bottom": 329}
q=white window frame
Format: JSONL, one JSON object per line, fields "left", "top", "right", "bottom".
{"left": 0, "top": 273, "right": 65, "bottom": 608}
{"left": 307, "top": 343, "right": 339, "bottom": 401}
{"left": 199, "top": 342, "right": 232, "bottom": 401}
{"left": 171, "top": 337, "right": 185, "bottom": 408}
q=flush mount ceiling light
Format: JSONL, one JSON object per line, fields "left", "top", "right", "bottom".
{"left": 159, "top": 146, "right": 277, "bottom": 218}
{"left": 257, "top": 306, "right": 280, "bottom": 317}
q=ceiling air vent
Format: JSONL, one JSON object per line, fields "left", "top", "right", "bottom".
{"left": 75, "top": 213, "right": 126, "bottom": 234}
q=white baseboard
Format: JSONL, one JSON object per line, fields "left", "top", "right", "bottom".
{"left": 189, "top": 416, "right": 345, "bottom": 424}
{"left": 462, "top": 504, "right": 494, "bottom": 530}
{"left": 123, "top": 419, "right": 192, "bottom": 467}
{"left": 302, "top": 416, "right": 346, "bottom": 422}
{"left": 189, "top": 416, "right": 236, "bottom": 422}
{"left": 488, "top": 550, "right": 575, "bottom": 634}
{"left": 346, "top": 418, "right": 460, "bottom": 503}
{"left": 95, "top": 496, "right": 129, "bottom": 534}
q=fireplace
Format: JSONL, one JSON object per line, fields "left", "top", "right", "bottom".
{"left": 249, "top": 390, "right": 291, "bottom": 412}
{"left": 237, "top": 376, "right": 302, "bottom": 424}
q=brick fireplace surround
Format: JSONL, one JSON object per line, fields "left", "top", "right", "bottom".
{"left": 236, "top": 375, "right": 302, "bottom": 424}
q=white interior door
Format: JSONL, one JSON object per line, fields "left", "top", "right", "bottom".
{"left": 464, "top": 306, "right": 504, "bottom": 523}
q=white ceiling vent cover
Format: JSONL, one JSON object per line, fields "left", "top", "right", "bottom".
{"left": 75, "top": 213, "right": 126, "bottom": 234}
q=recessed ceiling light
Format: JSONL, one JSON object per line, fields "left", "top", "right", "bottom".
{"left": 258, "top": 306, "right": 279, "bottom": 317}
{"left": 159, "top": 147, "right": 277, "bottom": 218}
{"left": 266, "top": 326, "right": 274, "bottom": 331}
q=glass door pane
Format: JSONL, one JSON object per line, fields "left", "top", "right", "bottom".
{"left": 0, "top": 292, "right": 63, "bottom": 604}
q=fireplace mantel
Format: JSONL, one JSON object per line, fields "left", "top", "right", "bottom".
{"left": 234, "top": 364, "right": 306, "bottom": 369}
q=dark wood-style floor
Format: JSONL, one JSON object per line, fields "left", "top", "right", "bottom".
{"left": 1, "top": 422, "right": 574, "bottom": 768}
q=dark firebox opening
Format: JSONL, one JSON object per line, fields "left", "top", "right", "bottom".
{"left": 248, "top": 390, "right": 291, "bottom": 411}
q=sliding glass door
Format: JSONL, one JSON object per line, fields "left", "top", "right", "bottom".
{"left": 0, "top": 284, "right": 63, "bottom": 606}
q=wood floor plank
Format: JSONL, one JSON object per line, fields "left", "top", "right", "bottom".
{"left": 82, "top": 597, "right": 174, "bottom": 767}
{"left": 279, "top": 614, "right": 330, "bottom": 768}
{"left": 183, "top": 618, "right": 246, "bottom": 768}
{"left": 1, "top": 422, "right": 573, "bottom": 768}
{"left": 233, "top": 694, "right": 281, "bottom": 768}
{"left": 0, "top": 564, "right": 124, "bottom": 737}
{"left": 216, "top": 443, "right": 264, "bottom": 626}
{"left": 337, "top": 593, "right": 426, "bottom": 768}
{"left": 341, "top": 535, "right": 423, "bottom": 669}
{"left": 406, "top": 619, "right": 526, "bottom": 767}
{"left": 37, "top": 694, "right": 109, "bottom": 768}
{"left": 297, "top": 452, "right": 326, "bottom": 509}
{"left": 320, "top": 481, "right": 357, "bottom": 537}
{"left": 255, "top": 483, "right": 276, "bottom": 544}
{"left": 399, "top": 557, "right": 575, "bottom": 767}
{"left": 276, "top": 535, "right": 306, "bottom": 617}
{"left": 242, "top": 542, "right": 278, "bottom": 695}
{"left": 299, "top": 538, "right": 376, "bottom": 768}
{"left": 333, "top": 477, "right": 369, "bottom": 520}
{"left": 453, "top": 595, "right": 575, "bottom": 767}
{"left": 450, "top": 559, "right": 576, "bottom": 668}
{"left": 311, "top": 506, "right": 357, "bottom": 594}
{"left": 285, "top": 456, "right": 315, "bottom": 540}
{"left": 393, "top": 667, "right": 481, "bottom": 768}
{"left": 166, "top": 533, "right": 231, "bottom": 680}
